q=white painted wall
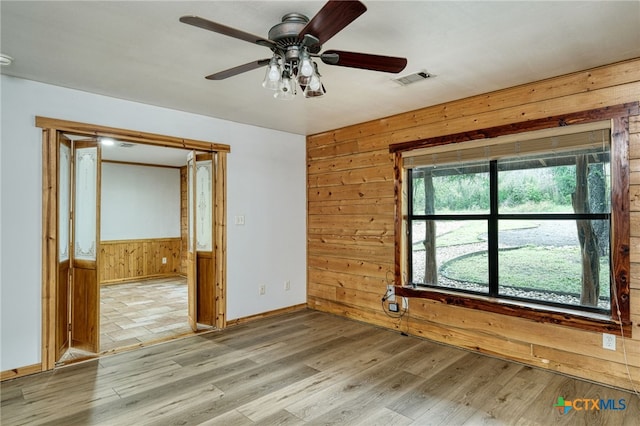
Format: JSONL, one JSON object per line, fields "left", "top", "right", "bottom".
{"left": 0, "top": 75, "right": 307, "bottom": 371}
{"left": 101, "top": 163, "right": 181, "bottom": 241}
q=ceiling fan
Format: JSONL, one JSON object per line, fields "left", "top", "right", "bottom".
{"left": 180, "top": 0, "right": 407, "bottom": 99}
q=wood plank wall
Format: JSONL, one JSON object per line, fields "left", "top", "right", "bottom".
{"left": 307, "top": 58, "right": 640, "bottom": 391}
{"left": 99, "top": 238, "right": 182, "bottom": 284}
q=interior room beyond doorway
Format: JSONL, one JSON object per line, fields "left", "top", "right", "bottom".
{"left": 60, "top": 140, "right": 199, "bottom": 362}
{"left": 60, "top": 276, "right": 191, "bottom": 362}
{"left": 100, "top": 277, "right": 191, "bottom": 352}
{"left": 39, "top": 116, "right": 230, "bottom": 371}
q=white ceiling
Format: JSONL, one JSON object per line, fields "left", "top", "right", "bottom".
{"left": 2, "top": 1, "right": 640, "bottom": 138}
{"left": 100, "top": 143, "right": 193, "bottom": 167}
{"left": 62, "top": 133, "right": 194, "bottom": 166}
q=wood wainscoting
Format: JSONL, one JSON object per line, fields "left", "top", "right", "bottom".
{"left": 99, "top": 238, "right": 182, "bottom": 284}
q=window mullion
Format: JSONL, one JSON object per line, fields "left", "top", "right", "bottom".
{"left": 488, "top": 161, "right": 499, "bottom": 297}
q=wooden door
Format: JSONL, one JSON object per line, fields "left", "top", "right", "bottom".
{"left": 70, "top": 140, "right": 101, "bottom": 352}
{"left": 187, "top": 151, "right": 198, "bottom": 330}
{"left": 55, "top": 135, "right": 72, "bottom": 361}
{"left": 195, "top": 154, "right": 215, "bottom": 326}
{"left": 187, "top": 152, "right": 216, "bottom": 329}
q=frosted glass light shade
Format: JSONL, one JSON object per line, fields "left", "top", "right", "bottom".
{"left": 299, "top": 56, "right": 314, "bottom": 77}
{"left": 262, "top": 59, "right": 281, "bottom": 90}
{"left": 304, "top": 73, "right": 325, "bottom": 98}
{"left": 274, "top": 75, "right": 296, "bottom": 100}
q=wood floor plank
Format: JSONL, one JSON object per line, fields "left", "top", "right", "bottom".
{"left": 216, "top": 322, "right": 311, "bottom": 351}
{"left": 400, "top": 342, "right": 471, "bottom": 379}
{"left": 96, "top": 333, "right": 214, "bottom": 368}
{"left": 460, "top": 378, "right": 550, "bottom": 425}
{"left": 50, "top": 359, "right": 256, "bottom": 425}
{"left": 24, "top": 359, "right": 180, "bottom": 401}
{"left": 408, "top": 361, "right": 526, "bottom": 425}
{"left": 112, "top": 357, "right": 257, "bottom": 399}
{"left": 197, "top": 409, "right": 253, "bottom": 426}
{"left": 130, "top": 382, "right": 226, "bottom": 426}
{"left": 245, "top": 323, "right": 377, "bottom": 365}
{"left": 253, "top": 409, "right": 305, "bottom": 426}
{"left": 156, "top": 364, "right": 320, "bottom": 425}
{"left": 386, "top": 353, "right": 518, "bottom": 420}
{"left": 352, "top": 406, "right": 414, "bottom": 426}
{"left": 169, "top": 340, "right": 240, "bottom": 367}
{"left": 2, "top": 309, "right": 639, "bottom": 425}
{"left": 237, "top": 347, "right": 391, "bottom": 421}
{"left": 283, "top": 340, "right": 441, "bottom": 422}
{"left": 305, "top": 369, "right": 424, "bottom": 424}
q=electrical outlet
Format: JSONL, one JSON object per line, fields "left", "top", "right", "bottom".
{"left": 386, "top": 284, "right": 396, "bottom": 302}
{"left": 161, "top": 257, "right": 167, "bottom": 264}
{"left": 602, "top": 333, "right": 616, "bottom": 351}
{"left": 234, "top": 215, "right": 245, "bottom": 225}
{"left": 259, "top": 284, "right": 266, "bottom": 295}
{"left": 284, "top": 280, "right": 290, "bottom": 291}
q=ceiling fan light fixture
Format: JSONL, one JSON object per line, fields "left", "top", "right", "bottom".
{"left": 304, "top": 82, "right": 325, "bottom": 98}
{"left": 296, "top": 49, "right": 315, "bottom": 87}
{"left": 303, "top": 63, "right": 325, "bottom": 98}
{"left": 262, "top": 57, "right": 281, "bottom": 90}
{"left": 299, "top": 50, "right": 314, "bottom": 78}
{"left": 181, "top": 1, "right": 408, "bottom": 100}
{"left": 274, "top": 68, "right": 296, "bottom": 100}
{"left": 297, "top": 74, "right": 311, "bottom": 87}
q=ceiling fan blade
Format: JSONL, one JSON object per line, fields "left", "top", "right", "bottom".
{"left": 299, "top": 0, "right": 367, "bottom": 46}
{"left": 321, "top": 50, "right": 407, "bottom": 73}
{"left": 205, "top": 59, "right": 271, "bottom": 80}
{"left": 180, "top": 16, "right": 276, "bottom": 49}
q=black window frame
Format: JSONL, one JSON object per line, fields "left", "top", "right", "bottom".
{"left": 406, "top": 154, "right": 612, "bottom": 315}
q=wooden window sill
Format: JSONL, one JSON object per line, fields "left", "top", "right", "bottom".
{"left": 395, "top": 285, "right": 632, "bottom": 337}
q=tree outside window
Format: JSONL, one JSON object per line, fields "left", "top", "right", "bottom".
{"left": 408, "top": 144, "right": 611, "bottom": 313}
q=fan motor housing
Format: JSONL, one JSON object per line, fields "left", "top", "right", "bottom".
{"left": 268, "top": 13, "right": 321, "bottom": 54}
{"left": 268, "top": 13, "right": 308, "bottom": 42}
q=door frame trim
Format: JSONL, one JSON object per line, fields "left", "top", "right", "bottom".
{"left": 38, "top": 116, "right": 230, "bottom": 371}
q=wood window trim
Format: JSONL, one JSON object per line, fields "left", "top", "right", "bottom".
{"left": 389, "top": 103, "right": 639, "bottom": 336}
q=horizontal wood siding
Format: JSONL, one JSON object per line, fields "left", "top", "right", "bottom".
{"left": 307, "top": 58, "right": 640, "bottom": 391}
{"left": 99, "top": 238, "right": 182, "bottom": 284}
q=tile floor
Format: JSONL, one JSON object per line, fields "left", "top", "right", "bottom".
{"left": 99, "top": 277, "right": 193, "bottom": 352}
{"left": 58, "top": 277, "right": 203, "bottom": 364}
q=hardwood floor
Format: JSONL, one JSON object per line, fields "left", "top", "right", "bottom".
{"left": 2, "top": 309, "right": 638, "bottom": 425}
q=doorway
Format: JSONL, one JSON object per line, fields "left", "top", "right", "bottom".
{"left": 38, "top": 117, "right": 229, "bottom": 370}
{"left": 99, "top": 277, "right": 190, "bottom": 352}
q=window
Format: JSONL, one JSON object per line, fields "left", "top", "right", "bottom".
{"left": 408, "top": 143, "right": 611, "bottom": 314}
{"left": 390, "top": 105, "right": 635, "bottom": 334}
